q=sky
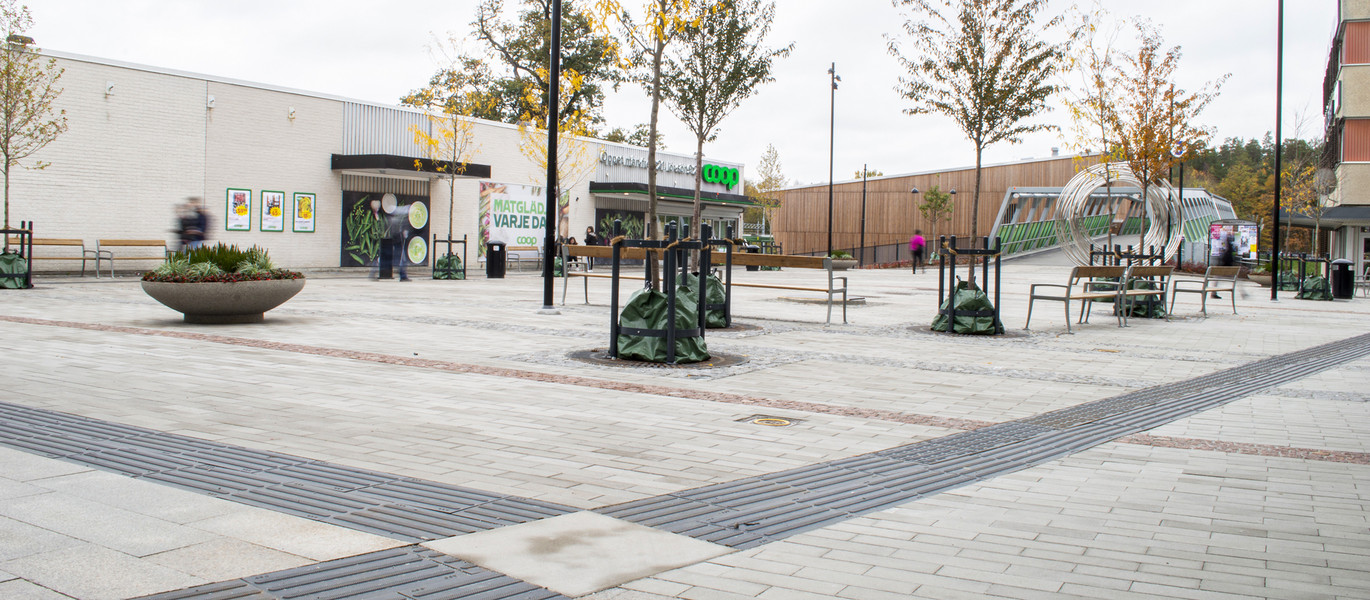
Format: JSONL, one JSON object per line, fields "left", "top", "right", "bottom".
{"left": 27, "top": 1, "right": 1337, "bottom": 187}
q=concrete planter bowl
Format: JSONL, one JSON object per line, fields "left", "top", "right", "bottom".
{"left": 830, "top": 258, "right": 858, "bottom": 271}
{"left": 141, "top": 278, "right": 305, "bottom": 324}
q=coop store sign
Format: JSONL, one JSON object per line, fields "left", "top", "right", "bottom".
{"left": 701, "top": 164, "right": 739, "bottom": 190}
{"left": 599, "top": 151, "right": 740, "bottom": 190}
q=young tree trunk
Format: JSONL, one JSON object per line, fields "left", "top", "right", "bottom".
{"left": 645, "top": 10, "right": 667, "bottom": 290}
{"left": 969, "top": 143, "right": 984, "bottom": 285}
{"left": 691, "top": 137, "right": 704, "bottom": 238}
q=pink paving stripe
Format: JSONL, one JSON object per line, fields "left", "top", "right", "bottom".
{"left": 6, "top": 314, "right": 1369, "bottom": 466}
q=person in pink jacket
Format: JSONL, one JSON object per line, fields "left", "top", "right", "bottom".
{"left": 909, "top": 230, "right": 926, "bottom": 274}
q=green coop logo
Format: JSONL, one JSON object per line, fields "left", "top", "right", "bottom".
{"left": 702, "top": 164, "right": 739, "bottom": 190}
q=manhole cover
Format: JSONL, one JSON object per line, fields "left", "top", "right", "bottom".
{"left": 737, "top": 414, "right": 802, "bottom": 427}
{"left": 569, "top": 349, "right": 749, "bottom": 369}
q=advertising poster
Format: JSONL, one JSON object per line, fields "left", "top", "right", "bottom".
{"left": 226, "top": 188, "right": 251, "bottom": 231}
{"left": 594, "top": 208, "right": 645, "bottom": 240}
{"left": 339, "top": 191, "right": 430, "bottom": 267}
{"left": 293, "top": 192, "right": 316, "bottom": 233}
{"left": 1238, "top": 224, "right": 1258, "bottom": 260}
{"left": 261, "top": 191, "right": 285, "bottom": 232}
{"left": 478, "top": 182, "right": 545, "bottom": 258}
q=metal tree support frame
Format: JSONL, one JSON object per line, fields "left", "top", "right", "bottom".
{"left": 430, "top": 234, "right": 467, "bottom": 280}
{"left": 702, "top": 225, "right": 739, "bottom": 329}
{"left": 1088, "top": 243, "right": 1165, "bottom": 266}
{"left": 0, "top": 220, "right": 35, "bottom": 289}
{"left": 1056, "top": 163, "right": 1183, "bottom": 265}
{"left": 936, "top": 235, "right": 1004, "bottom": 335}
{"left": 608, "top": 220, "right": 711, "bottom": 364}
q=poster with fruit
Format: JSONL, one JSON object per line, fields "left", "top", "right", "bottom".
{"left": 226, "top": 188, "right": 251, "bottom": 231}
{"left": 293, "top": 192, "right": 316, "bottom": 233}
{"left": 338, "top": 191, "right": 430, "bottom": 267}
{"left": 261, "top": 190, "right": 285, "bottom": 232}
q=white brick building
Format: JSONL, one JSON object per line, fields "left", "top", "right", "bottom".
{"left": 11, "top": 50, "right": 749, "bottom": 271}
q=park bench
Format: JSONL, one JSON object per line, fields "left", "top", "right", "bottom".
{"left": 94, "top": 239, "right": 171, "bottom": 277}
{"left": 1025, "top": 264, "right": 1174, "bottom": 332}
{"left": 507, "top": 245, "right": 542, "bottom": 271}
{"left": 560, "top": 245, "right": 849, "bottom": 324}
{"left": 6, "top": 237, "right": 99, "bottom": 276}
{"left": 1169, "top": 265, "right": 1241, "bottom": 316}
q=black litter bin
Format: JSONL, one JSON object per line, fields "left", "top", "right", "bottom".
{"left": 486, "top": 241, "right": 507, "bottom": 279}
{"left": 1331, "top": 259, "right": 1354, "bottom": 299}
{"left": 744, "top": 244, "right": 760, "bottom": 271}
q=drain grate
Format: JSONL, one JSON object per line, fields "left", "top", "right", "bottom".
{"left": 0, "top": 401, "right": 575, "bottom": 543}
{"left": 600, "top": 332, "right": 1370, "bottom": 549}
{"left": 134, "top": 545, "right": 568, "bottom": 600}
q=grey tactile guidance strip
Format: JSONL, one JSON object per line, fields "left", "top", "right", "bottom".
{"left": 0, "top": 401, "right": 575, "bottom": 543}
{"left": 598, "top": 332, "right": 1370, "bottom": 549}
{"left": 133, "top": 545, "right": 569, "bottom": 600}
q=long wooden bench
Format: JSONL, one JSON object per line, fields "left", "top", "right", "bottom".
{"left": 6, "top": 237, "right": 99, "bottom": 276}
{"left": 94, "top": 239, "right": 170, "bottom": 277}
{"left": 507, "top": 245, "right": 542, "bottom": 270}
{"left": 560, "top": 245, "right": 849, "bottom": 324}
{"left": 1025, "top": 265, "right": 1173, "bottom": 332}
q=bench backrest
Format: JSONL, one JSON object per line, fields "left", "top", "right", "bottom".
{"left": 1204, "top": 266, "right": 1242, "bottom": 281}
{"left": 98, "top": 239, "right": 167, "bottom": 247}
{"left": 1069, "top": 265, "right": 1127, "bottom": 283}
{"left": 562, "top": 244, "right": 830, "bottom": 270}
{"left": 7, "top": 237, "right": 84, "bottom": 246}
{"left": 1128, "top": 265, "right": 1174, "bottom": 279}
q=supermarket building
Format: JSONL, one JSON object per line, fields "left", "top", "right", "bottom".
{"left": 11, "top": 50, "right": 749, "bottom": 271}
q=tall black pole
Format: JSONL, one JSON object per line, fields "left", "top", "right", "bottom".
{"left": 827, "top": 62, "right": 838, "bottom": 257}
{"left": 542, "top": 0, "right": 562, "bottom": 310}
{"left": 859, "top": 163, "right": 867, "bottom": 267}
{"left": 1272, "top": 0, "right": 1283, "bottom": 301}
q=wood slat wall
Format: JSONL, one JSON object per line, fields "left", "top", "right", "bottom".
{"left": 773, "top": 155, "right": 1101, "bottom": 254}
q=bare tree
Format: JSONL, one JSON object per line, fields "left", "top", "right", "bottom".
{"left": 1, "top": 0, "right": 66, "bottom": 237}
{"left": 888, "top": 0, "right": 1065, "bottom": 267}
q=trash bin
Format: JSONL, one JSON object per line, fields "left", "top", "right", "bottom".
{"left": 744, "top": 244, "right": 760, "bottom": 272}
{"left": 486, "top": 241, "right": 507, "bottom": 279}
{"left": 1331, "top": 259, "right": 1354, "bottom": 299}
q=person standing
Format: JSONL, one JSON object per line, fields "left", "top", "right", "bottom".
{"left": 909, "top": 230, "right": 926, "bottom": 274}
{"left": 583, "top": 226, "right": 599, "bottom": 271}
{"left": 376, "top": 203, "right": 410, "bottom": 281}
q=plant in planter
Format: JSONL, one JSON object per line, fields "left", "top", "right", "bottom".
{"left": 141, "top": 244, "right": 305, "bottom": 324}
{"left": 828, "top": 250, "right": 857, "bottom": 271}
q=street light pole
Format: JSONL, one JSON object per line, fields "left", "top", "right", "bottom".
{"left": 541, "top": 0, "right": 562, "bottom": 311}
{"left": 859, "top": 164, "right": 867, "bottom": 267}
{"left": 827, "top": 63, "right": 839, "bottom": 257}
{"left": 1271, "top": 0, "right": 1284, "bottom": 301}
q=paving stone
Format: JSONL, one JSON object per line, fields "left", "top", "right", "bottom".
{"left": 1, "top": 545, "right": 202, "bottom": 600}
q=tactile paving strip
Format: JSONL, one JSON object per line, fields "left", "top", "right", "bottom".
{"left": 134, "top": 545, "right": 568, "bottom": 600}
{"left": 600, "top": 332, "right": 1370, "bottom": 549}
{"left": 0, "top": 402, "right": 575, "bottom": 543}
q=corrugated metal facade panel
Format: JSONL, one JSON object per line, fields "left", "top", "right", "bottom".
{"left": 341, "top": 174, "right": 429, "bottom": 196}
{"left": 1344, "top": 118, "right": 1370, "bottom": 161}
{"left": 1345, "top": 21, "right": 1370, "bottom": 65}
{"left": 342, "top": 102, "right": 432, "bottom": 156}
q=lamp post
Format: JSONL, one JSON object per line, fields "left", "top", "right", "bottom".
{"left": 1271, "top": 0, "right": 1284, "bottom": 301}
{"left": 827, "top": 63, "right": 840, "bottom": 257}
{"left": 859, "top": 164, "right": 867, "bottom": 267}
{"left": 541, "top": 0, "right": 562, "bottom": 312}
{"left": 1171, "top": 141, "right": 1187, "bottom": 266}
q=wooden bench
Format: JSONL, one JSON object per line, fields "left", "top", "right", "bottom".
{"left": 1026, "top": 265, "right": 1174, "bottom": 332}
{"left": 6, "top": 237, "right": 99, "bottom": 276}
{"left": 560, "top": 245, "right": 849, "bottom": 324}
{"left": 94, "top": 239, "right": 171, "bottom": 277}
{"left": 1169, "top": 265, "right": 1241, "bottom": 316}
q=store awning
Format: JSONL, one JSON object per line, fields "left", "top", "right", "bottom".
{"left": 331, "top": 154, "right": 491, "bottom": 181}
{"left": 1280, "top": 205, "right": 1370, "bottom": 227}
{"left": 589, "top": 181, "right": 753, "bottom": 206}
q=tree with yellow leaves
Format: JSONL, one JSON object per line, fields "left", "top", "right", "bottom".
{"left": 517, "top": 67, "right": 598, "bottom": 239}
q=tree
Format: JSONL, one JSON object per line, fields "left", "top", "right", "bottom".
{"left": 1060, "top": 1, "right": 1127, "bottom": 241}
{"left": 422, "top": 0, "right": 620, "bottom": 126}
{"left": 888, "top": 0, "right": 1066, "bottom": 270}
{"left": 660, "top": 0, "right": 792, "bottom": 238}
{"left": 589, "top": 0, "right": 699, "bottom": 243}
{"left": 853, "top": 167, "right": 884, "bottom": 179}
{"left": 1108, "top": 22, "right": 1226, "bottom": 225}
{"left": 602, "top": 123, "right": 665, "bottom": 149}
{"left": 917, "top": 184, "right": 954, "bottom": 250}
{"left": 1, "top": 0, "right": 66, "bottom": 236}
{"left": 402, "top": 43, "right": 497, "bottom": 242}
{"left": 516, "top": 67, "right": 598, "bottom": 238}
{"left": 751, "top": 143, "right": 785, "bottom": 234}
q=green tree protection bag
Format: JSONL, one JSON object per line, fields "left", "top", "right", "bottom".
{"left": 1297, "top": 276, "right": 1333, "bottom": 301}
{"left": 677, "top": 272, "right": 728, "bottom": 328}
{"left": 931, "top": 280, "right": 999, "bottom": 335}
{"left": 0, "top": 252, "right": 28, "bottom": 289}
{"left": 432, "top": 253, "right": 464, "bottom": 280}
{"left": 616, "top": 288, "right": 710, "bottom": 363}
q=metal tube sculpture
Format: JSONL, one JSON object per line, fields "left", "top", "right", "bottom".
{"left": 1054, "top": 163, "right": 1182, "bottom": 266}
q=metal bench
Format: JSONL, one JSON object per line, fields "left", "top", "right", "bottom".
{"left": 95, "top": 239, "right": 171, "bottom": 277}
{"left": 6, "top": 236, "right": 99, "bottom": 277}
{"left": 1169, "top": 265, "right": 1241, "bottom": 316}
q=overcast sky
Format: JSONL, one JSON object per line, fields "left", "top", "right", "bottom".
{"left": 28, "top": 1, "right": 1336, "bottom": 186}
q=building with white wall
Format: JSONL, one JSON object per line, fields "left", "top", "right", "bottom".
{"left": 12, "top": 50, "right": 749, "bottom": 271}
{"left": 1317, "top": 0, "right": 1370, "bottom": 275}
